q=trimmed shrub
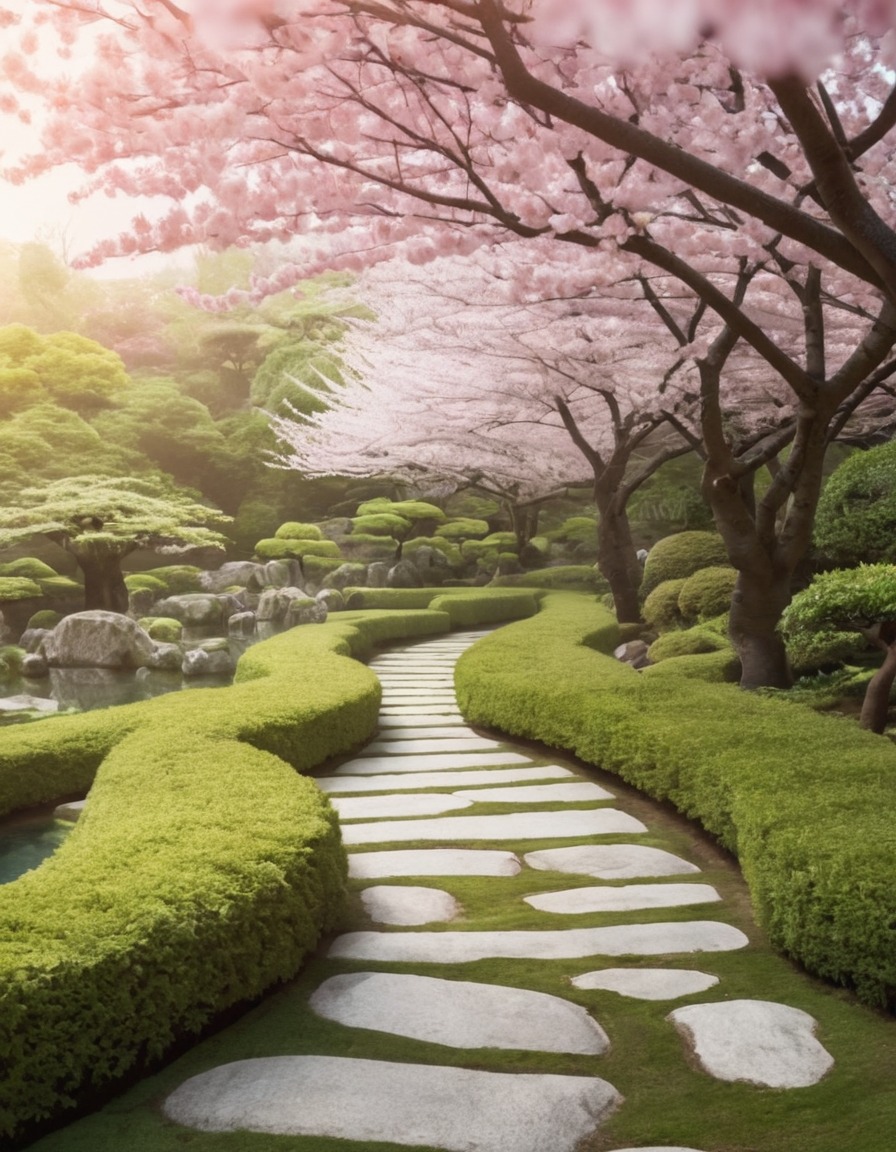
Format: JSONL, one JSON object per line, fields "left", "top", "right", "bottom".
{"left": 142, "top": 566, "right": 203, "bottom": 595}
{"left": 341, "top": 587, "right": 539, "bottom": 626}
{"left": 0, "top": 646, "right": 25, "bottom": 679}
{"left": 640, "top": 531, "right": 730, "bottom": 597}
{"left": 255, "top": 538, "right": 342, "bottom": 561}
{"left": 455, "top": 592, "right": 896, "bottom": 1010}
{"left": 356, "top": 497, "right": 446, "bottom": 524}
{"left": 492, "top": 565, "right": 607, "bottom": 591}
{"left": 124, "top": 573, "right": 167, "bottom": 595}
{"left": 37, "top": 576, "right": 82, "bottom": 597}
{"left": 814, "top": 442, "right": 896, "bottom": 565}
{"left": 548, "top": 516, "right": 596, "bottom": 546}
{"left": 642, "top": 578, "right": 688, "bottom": 632}
{"left": 138, "top": 616, "right": 184, "bottom": 643}
{"left": 303, "top": 555, "right": 346, "bottom": 583}
{"left": 402, "top": 536, "right": 463, "bottom": 568}
{"left": 435, "top": 518, "right": 491, "bottom": 540}
{"left": 274, "top": 521, "right": 324, "bottom": 541}
{"left": 351, "top": 513, "right": 412, "bottom": 537}
{"left": 648, "top": 624, "right": 731, "bottom": 663}
{"left": 677, "top": 565, "right": 737, "bottom": 623}
{"left": 0, "top": 558, "right": 58, "bottom": 580}
{"left": 26, "top": 609, "right": 62, "bottom": 631}
{"left": 339, "top": 534, "right": 400, "bottom": 560}
{"left": 344, "top": 588, "right": 437, "bottom": 611}
{"left": 0, "top": 577, "right": 41, "bottom": 601}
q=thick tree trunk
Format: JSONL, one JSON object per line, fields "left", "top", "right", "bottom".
{"left": 508, "top": 503, "right": 539, "bottom": 550}
{"left": 76, "top": 552, "right": 129, "bottom": 614}
{"left": 860, "top": 628, "right": 896, "bottom": 733}
{"left": 595, "top": 502, "right": 642, "bottom": 624}
{"left": 727, "top": 569, "right": 793, "bottom": 689}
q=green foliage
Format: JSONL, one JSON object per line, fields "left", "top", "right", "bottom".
{"left": 351, "top": 512, "right": 412, "bottom": 537}
{"left": 302, "top": 555, "right": 346, "bottom": 582}
{"left": 124, "top": 573, "right": 167, "bottom": 595}
{"left": 455, "top": 593, "right": 896, "bottom": 1009}
{"left": 274, "top": 521, "right": 324, "bottom": 541}
{"left": 0, "top": 577, "right": 41, "bottom": 601}
{"left": 786, "top": 630, "right": 868, "bottom": 676}
{"left": 402, "top": 535, "right": 463, "bottom": 567}
{"left": 784, "top": 564, "right": 896, "bottom": 632}
{"left": 139, "top": 565, "right": 203, "bottom": 595}
{"left": 341, "top": 587, "right": 539, "bottom": 625}
{"left": 356, "top": 497, "right": 446, "bottom": 524}
{"left": 26, "top": 609, "right": 62, "bottom": 630}
{"left": 0, "top": 325, "right": 129, "bottom": 415}
{"left": 814, "top": 443, "right": 896, "bottom": 565}
{"left": 0, "top": 557, "right": 58, "bottom": 580}
{"left": 642, "top": 578, "right": 688, "bottom": 632}
{"left": 339, "top": 534, "right": 400, "bottom": 561}
{"left": 0, "top": 646, "right": 25, "bottom": 679}
{"left": 435, "top": 517, "right": 491, "bottom": 540}
{"left": 677, "top": 565, "right": 737, "bottom": 623}
{"left": 640, "top": 530, "right": 730, "bottom": 597}
{"left": 492, "top": 565, "right": 607, "bottom": 591}
{"left": 138, "top": 617, "right": 183, "bottom": 643}
{"left": 628, "top": 454, "right": 714, "bottom": 543}
{"left": 548, "top": 515, "right": 596, "bottom": 546}
{"left": 254, "top": 537, "right": 341, "bottom": 561}
{"left": 37, "top": 576, "right": 82, "bottom": 598}
{"left": 647, "top": 624, "right": 731, "bottom": 663}
{"left": 344, "top": 588, "right": 438, "bottom": 611}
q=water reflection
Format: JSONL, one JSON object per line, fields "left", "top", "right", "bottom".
{"left": 0, "top": 812, "right": 71, "bottom": 885}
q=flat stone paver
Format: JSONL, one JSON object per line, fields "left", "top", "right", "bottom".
{"left": 453, "top": 781, "right": 614, "bottom": 805}
{"left": 376, "top": 725, "right": 481, "bottom": 739}
{"left": 163, "top": 1056, "right": 621, "bottom": 1152}
{"left": 310, "top": 972, "right": 609, "bottom": 1053}
{"left": 361, "top": 885, "right": 461, "bottom": 924}
{"left": 348, "top": 849, "right": 522, "bottom": 878}
{"left": 329, "top": 921, "right": 749, "bottom": 962}
{"left": 333, "top": 751, "right": 533, "bottom": 775}
{"left": 379, "top": 706, "right": 464, "bottom": 716}
{"left": 331, "top": 793, "right": 473, "bottom": 820}
{"left": 378, "top": 714, "right": 467, "bottom": 727}
{"left": 525, "top": 844, "right": 701, "bottom": 879}
{"left": 318, "top": 766, "right": 574, "bottom": 794}
{"left": 668, "top": 1000, "right": 834, "bottom": 1087}
{"left": 340, "top": 807, "right": 647, "bottom": 845}
{"left": 573, "top": 968, "right": 720, "bottom": 1000}
{"left": 526, "top": 883, "right": 722, "bottom": 914}
{"left": 361, "top": 736, "right": 505, "bottom": 754}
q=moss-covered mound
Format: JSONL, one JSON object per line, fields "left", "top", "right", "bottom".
{"left": 640, "top": 531, "right": 730, "bottom": 597}
{"left": 455, "top": 593, "right": 896, "bottom": 1010}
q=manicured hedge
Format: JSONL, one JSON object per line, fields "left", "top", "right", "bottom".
{"left": 342, "top": 587, "right": 539, "bottom": 625}
{"left": 0, "top": 606, "right": 460, "bottom": 1142}
{"left": 455, "top": 592, "right": 896, "bottom": 1009}
{"left": 492, "top": 565, "right": 607, "bottom": 591}
{"left": 255, "top": 537, "right": 342, "bottom": 561}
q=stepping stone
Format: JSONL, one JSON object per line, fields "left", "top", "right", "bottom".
{"left": 329, "top": 920, "right": 749, "bottom": 962}
{"left": 341, "top": 807, "right": 647, "bottom": 845}
{"left": 375, "top": 679, "right": 455, "bottom": 686}
{"left": 380, "top": 706, "right": 464, "bottom": 716}
{"left": 668, "top": 1000, "right": 834, "bottom": 1088}
{"left": 310, "top": 972, "right": 609, "bottom": 1054}
{"left": 334, "top": 752, "right": 532, "bottom": 775}
{"left": 572, "top": 968, "right": 720, "bottom": 1000}
{"left": 361, "top": 737, "right": 503, "bottom": 754}
{"left": 454, "top": 782, "right": 614, "bottom": 805}
{"left": 526, "top": 883, "right": 722, "bottom": 914}
{"left": 382, "top": 689, "right": 458, "bottom": 697}
{"left": 163, "top": 1056, "right": 621, "bottom": 1152}
{"left": 377, "top": 726, "right": 482, "bottom": 739}
{"left": 349, "top": 849, "right": 522, "bottom": 878}
{"left": 318, "top": 766, "right": 574, "bottom": 794}
{"left": 54, "top": 799, "right": 87, "bottom": 822}
{"left": 525, "top": 844, "right": 700, "bottom": 879}
{"left": 361, "top": 885, "right": 460, "bottom": 924}
{"left": 331, "top": 794, "right": 473, "bottom": 820}
{"left": 379, "top": 715, "right": 467, "bottom": 727}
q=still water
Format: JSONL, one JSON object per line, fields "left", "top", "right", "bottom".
{"left": 0, "top": 810, "right": 72, "bottom": 885}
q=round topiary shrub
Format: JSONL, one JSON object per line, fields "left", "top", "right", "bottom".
{"left": 124, "top": 573, "right": 168, "bottom": 595}
{"left": 642, "top": 578, "right": 688, "bottom": 632}
{"left": 434, "top": 518, "right": 491, "bottom": 541}
{"left": 351, "top": 513, "right": 412, "bottom": 537}
{"left": 648, "top": 626, "right": 730, "bottom": 663}
{"left": 0, "top": 558, "right": 59, "bottom": 581}
{"left": 26, "top": 609, "right": 63, "bottom": 631}
{"left": 138, "top": 617, "right": 184, "bottom": 643}
{"left": 640, "top": 531, "right": 730, "bottom": 597}
{"left": 255, "top": 538, "right": 342, "bottom": 561}
{"left": 814, "top": 443, "right": 896, "bottom": 565}
{"left": 274, "top": 522, "right": 324, "bottom": 541}
{"left": 678, "top": 566, "right": 737, "bottom": 624}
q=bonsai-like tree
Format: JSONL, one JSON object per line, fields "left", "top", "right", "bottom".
{"left": 783, "top": 565, "right": 896, "bottom": 734}
{"left": 0, "top": 476, "right": 231, "bottom": 613}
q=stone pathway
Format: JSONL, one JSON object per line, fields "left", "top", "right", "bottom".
{"left": 164, "top": 630, "right": 835, "bottom": 1152}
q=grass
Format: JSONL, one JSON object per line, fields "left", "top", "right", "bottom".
{"left": 26, "top": 714, "right": 896, "bottom": 1152}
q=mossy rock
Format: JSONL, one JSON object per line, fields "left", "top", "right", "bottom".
{"left": 640, "top": 531, "right": 730, "bottom": 597}
{"left": 492, "top": 565, "right": 607, "bottom": 592}
{"left": 434, "top": 518, "right": 491, "bottom": 541}
{"left": 302, "top": 556, "right": 346, "bottom": 582}
{"left": 647, "top": 625, "right": 731, "bottom": 663}
{"left": 356, "top": 498, "right": 446, "bottom": 524}
{"left": 402, "top": 536, "right": 463, "bottom": 568}
{"left": 143, "top": 566, "right": 204, "bottom": 595}
{"left": 0, "top": 558, "right": 59, "bottom": 581}
{"left": 138, "top": 617, "right": 184, "bottom": 643}
{"left": 274, "top": 522, "right": 324, "bottom": 541}
{"left": 678, "top": 565, "right": 737, "bottom": 623}
{"left": 0, "top": 645, "right": 25, "bottom": 678}
{"left": 37, "top": 576, "right": 82, "bottom": 597}
{"left": 0, "top": 578, "right": 42, "bottom": 602}
{"left": 26, "top": 609, "right": 63, "bottom": 631}
{"left": 255, "top": 538, "right": 342, "bottom": 561}
{"left": 642, "top": 578, "right": 688, "bottom": 632}
{"left": 125, "top": 573, "right": 168, "bottom": 595}
{"left": 351, "top": 513, "right": 412, "bottom": 537}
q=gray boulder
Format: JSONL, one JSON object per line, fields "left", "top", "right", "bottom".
{"left": 287, "top": 596, "right": 328, "bottom": 625}
{"left": 387, "top": 560, "right": 424, "bottom": 589}
{"left": 153, "top": 594, "right": 224, "bottom": 628}
{"left": 317, "top": 517, "right": 353, "bottom": 540}
{"left": 199, "top": 562, "right": 267, "bottom": 593}
{"left": 182, "top": 647, "right": 235, "bottom": 677}
{"left": 128, "top": 587, "right": 157, "bottom": 618}
{"left": 613, "top": 640, "right": 651, "bottom": 670}
{"left": 315, "top": 589, "right": 344, "bottom": 613}
{"left": 228, "top": 610, "right": 257, "bottom": 637}
{"left": 366, "top": 562, "right": 390, "bottom": 589}
{"left": 147, "top": 643, "right": 184, "bottom": 672}
{"left": 22, "top": 653, "right": 49, "bottom": 678}
{"left": 43, "top": 611, "right": 154, "bottom": 669}
{"left": 0, "top": 693, "right": 57, "bottom": 716}
{"left": 264, "top": 559, "right": 302, "bottom": 588}
{"left": 322, "top": 563, "right": 367, "bottom": 591}
{"left": 20, "top": 628, "right": 51, "bottom": 654}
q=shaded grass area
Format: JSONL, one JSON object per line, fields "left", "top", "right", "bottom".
{"left": 28, "top": 716, "right": 896, "bottom": 1152}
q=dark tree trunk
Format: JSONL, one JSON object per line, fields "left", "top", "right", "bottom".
{"left": 727, "top": 569, "right": 794, "bottom": 689}
{"left": 76, "top": 552, "right": 129, "bottom": 614}
{"left": 508, "top": 503, "right": 540, "bottom": 551}
{"left": 861, "top": 625, "right": 896, "bottom": 733}
{"left": 595, "top": 498, "right": 642, "bottom": 624}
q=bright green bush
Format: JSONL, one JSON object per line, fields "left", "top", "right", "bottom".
{"left": 141, "top": 565, "right": 203, "bottom": 595}
{"left": 492, "top": 565, "right": 607, "bottom": 591}
{"left": 341, "top": 587, "right": 539, "bottom": 626}
{"left": 356, "top": 497, "right": 446, "bottom": 524}
{"left": 138, "top": 616, "right": 183, "bottom": 643}
{"left": 455, "top": 593, "right": 896, "bottom": 1010}
{"left": 642, "top": 578, "right": 688, "bottom": 631}
{"left": 814, "top": 443, "right": 896, "bottom": 565}
{"left": 255, "top": 537, "right": 342, "bottom": 561}
{"left": 640, "top": 531, "right": 730, "bottom": 597}
{"left": 678, "top": 565, "right": 737, "bottom": 623}
{"left": 0, "top": 577, "right": 41, "bottom": 601}
{"left": 0, "top": 557, "right": 58, "bottom": 580}
{"left": 37, "top": 575, "right": 82, "bottom": 597}
{"left": 124, "top": 573, "right": 167, "bottom": 595}
{"left": 339, "top": 534, "right": 399, "bottom": 559}
{"left": 351, "top": 513, "right": 412, "bottom": 537}
{"left": 435, "top": 518, "right": 491, "bottom": 540}
{"left": 0, "top": 646, "right": 25, "bottom": 679}
{"left": 648, "top": 624, "right": 731, "bottom": 663}
{"left": 26, "top": 609, "right": 62, "bottom": 630}
{"left": 548, "top": 515, "right": 596, "bottom": 546}
{"left": 274, "top": 521, "right": 324, "bottom": 541}
{"left": 344, "top": 588, "right": 437, "bottom": 611}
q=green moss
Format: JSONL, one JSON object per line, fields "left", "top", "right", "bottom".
{"left": 137, "top": 617, "right": 183, "bottom": 643}
{"left": 0, "top": 557, "right": 58, "bottom": 580}
{"left": 547, "top": 515, "right": 597, "bottom": 546}
{"left": 647, "top": 624, "right": 731, "bottom": 663}
{"left": 273, "top": 521, "right": 324, "bottom": 541}
{"left": 350, "top": 513, "right": 412, "bottom": 537}
{"left": 124, "top": 573, "right": 167, "bottom": 595}
{"left": 356, "top": 497, "right": 446, "bottom": 523}
{"left": 37, "top": 576, "right": 82, "bottom": 597}
{"left": 141, "top": 565, "right": 203, "bottom": 595}
{"left": 435, "top": 517, "right": 491, "bottom": 540}
{"left": 640, "top": 531, "right": 730, "bottom": 597}
{"left": 642, "top": 578, "right": 688, "bottom": 631}
{"left": 492, "top": 565, "right": 607, "bottom": 591}
{"left": 302, "top": 555, "right": 345, "bottom": 582}
{"left": 402, "top": 536, "right": 463, "bottom": 567}
{"left": 677, "top": 565, "right": 737, "bottom": 623}
{"left": 254, "top": 537, "right": 342, "bottom": 561}
{"left": 26, "top": 609, "right": 62, "bottom": 630}
{"left": 0, "top": 577, "right": 41, "bottom": 602}
{"left": 455, "top": 592, "right": 896, "bottom": 1009}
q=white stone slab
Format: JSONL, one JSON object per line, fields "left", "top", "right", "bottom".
{"left": 668, "top": 1000, "right": 834, "bottom": 1088}
{"left": 341, "top": 808, "right": 647, "bottom": 845}
{"left": 526, "top": 884, "right": 721, "bottom": 915}
{"left": 361, "top": 885, "right": 460, "bottom": 924}
{"left": 380, "top": 706, "right": 464, "bottom": 716}
{"left": 329, "top": 921, "right": 749, "bottom": 962}
{"left": 375, "top": 679, "right": 455, "bottom": 686}
{"left": 361, "top": 737, "right": 503, "bottom": 755}
{"left": 383, "top": 688, "right": 458, "bottom": 696}
{"left": 53, "top": 799, "right": 87, "bottom": 822}
{"left": 332, "top": 794, "right": 473, "bottom": 820}
{"left": 525, "top": 845, "right": 701, "bottom": 879}
{"left": 379, "top": 715, "right": 467, "bottom": 727}
{"left": 378, "top": 726, "right": 481, "bottom": 739}
{"left": 310, "top": 972, "right": 609, "bottom": 1054}
{"left": 319, "top": 766, "right": 574, "bottom": 794}
{"left": 454, "top": 782, "right": 614, "bottom": 805}
{"left": 334, "top": 751, "right": 532, "bottom": 775}
{"left": 572, "top": 968, "right": 720, "bottom": 1000}
{"left": 163, "top": 1056, "right": 620, "bottom": 1152}
{"left": 349, "top": 849, "right": 522, "bottom": 878}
